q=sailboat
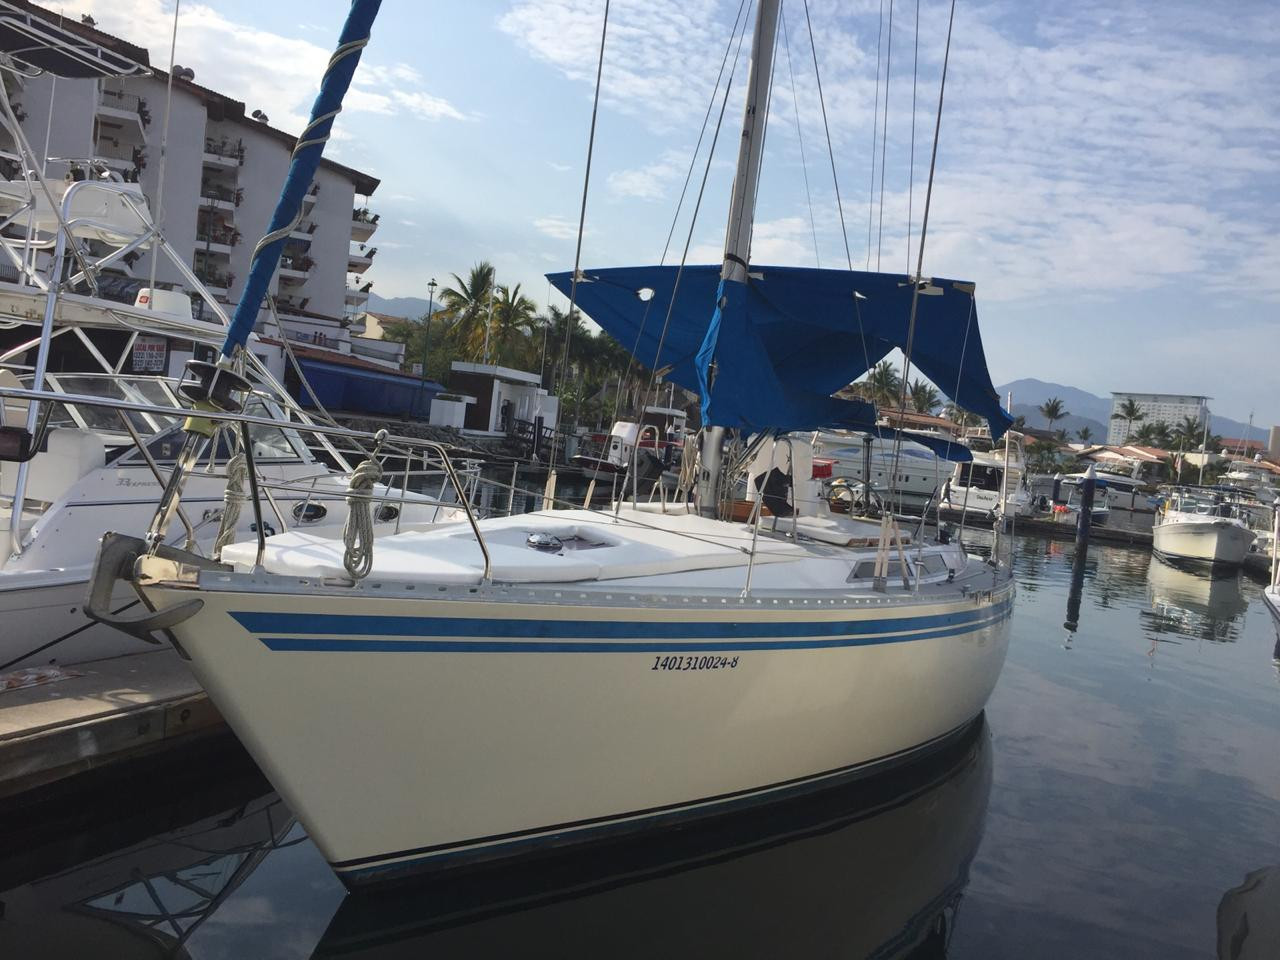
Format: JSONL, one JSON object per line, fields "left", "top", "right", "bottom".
{"left": 76, "top": 0, "right": 1014, "bottom": 886}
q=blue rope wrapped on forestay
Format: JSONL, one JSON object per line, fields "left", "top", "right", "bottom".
{"left": 220, "top": 0, "right": 382, "bottom": 359}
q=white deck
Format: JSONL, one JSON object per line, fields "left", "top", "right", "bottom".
{"left": 219, "top": 508, "right": 902, "bottom": 586}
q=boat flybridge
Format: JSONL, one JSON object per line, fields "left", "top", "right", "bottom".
{"left": 0, "top": 23, "right": 463, "bottom": 670}
{"left": 69, "top": 0, "right": 1016, "bottom": 887}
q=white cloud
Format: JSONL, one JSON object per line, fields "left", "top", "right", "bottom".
{"left": 607, "top": 151, "right": 686, "bottom": 200}
{"left": 547, "top": 161, "right": 573, "bottom": 172}
{"left": 57, "top": 0, "right": 467, "bottom": 134}
{"left": 502, "top": 0, "right": 1280, "bottom": 307}
{"left": 533, "top": 215, "right": 584, "bottom": 240}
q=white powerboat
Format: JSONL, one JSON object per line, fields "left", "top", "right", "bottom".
{"left": 816, "top": 431, "right": 952, "bottom": 510}
{"left": 79, "top": 0, "right": 1015, "bottom": 889}
{"left": 1, "top": 372, "right": 463, "bottom": 669}
{"left": 940, "top": 437, "right": 1032, "bottom": 520}
{"left": 1151, "top": 488, "right": 1256, "bottom": 569}
{"left": 0, "top": 88, "right": 460, "bottom": 670}
{"left": 1223, "top": 458, "right": 1280, "bottom": 500}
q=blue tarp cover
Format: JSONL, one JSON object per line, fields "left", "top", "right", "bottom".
{"left": 296, "top": 357, "right": 443, "bottom": 418}
{"left": 547, "top": 264, "right": 1012, "bottom": 439}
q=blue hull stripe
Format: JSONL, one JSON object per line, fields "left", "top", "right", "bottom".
{"left": 254, "top": 604, "right": 1012, "bottom": 654}
{"left": 233, "top": 597, "right": 1010, "bottom": 643}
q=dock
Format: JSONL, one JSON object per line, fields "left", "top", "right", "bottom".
{"left": 0, "top": 650, "right": 223, "bottom": 799}
{"left": 1011, "top": 517, "right": 1154, "bottom": 547}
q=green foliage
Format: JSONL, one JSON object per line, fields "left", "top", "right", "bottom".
{"left": 1077, "top": 425, "right": 1093, "bottom": 443}
{"left": 1027, "top": 438, "right": 1065, "bottom": 472}
{"left": 380, "top": 262, "right": 684, "bottom": 430}
{"left": 909, "top": 378, "right": 941, "bottom": 414}
{"left": 1037, "top": 396, "right": 1067, "bottom": 429}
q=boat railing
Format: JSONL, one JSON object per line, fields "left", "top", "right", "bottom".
{"left": 0, "top": 384, "right": 492, "bottom": 579}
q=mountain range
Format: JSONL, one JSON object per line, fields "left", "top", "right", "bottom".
{"left": 996, "top": 377, "right": 1262, "bottom": 444}
{"left": 366, "top": 292, "right": 437, "bottom": 318}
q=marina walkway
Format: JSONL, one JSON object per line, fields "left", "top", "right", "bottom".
{"left": 0, "top": 650, "right": 222, "bottom": 798}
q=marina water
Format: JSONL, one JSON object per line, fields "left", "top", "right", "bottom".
{"left": 2, "top": 532, "right": 1277, "bottom": 958}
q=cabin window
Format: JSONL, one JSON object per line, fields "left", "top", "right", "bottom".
{"left": 848, "top": 559, "right": 879, "bottom": 581}
{"left": 920, "top": 554, "right": 948, "bottom": 576}
{"left": 957, "top": 463, "right": 1002, "bottom": 492}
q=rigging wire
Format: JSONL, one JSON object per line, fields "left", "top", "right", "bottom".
{"left": 876, "top": 0, "right": 894, "bottom": 271}
{"left": 907, "top": 0, "right": 920, "bottom": 273}
{"left": 885, "top": 0, "right": 959, "bottom": 505}
{"left": 801, "top": 0, "right": 872, "bottom": 383}
{"left": 640, "top": 6, "right": 752, "bottom": 417}
{"left": 606, "top": 0, "right": 749, "bottom": 433}
{"left": 865, "top": 0, "right": 884, "bottom": 269}
{"left": 549, "top": 0, "right": 609, "bottom": 472}
{"left": 781, "top": 4, "right": 820, "bottom": 267}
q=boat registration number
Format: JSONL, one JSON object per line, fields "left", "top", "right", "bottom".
{"left": 651, "top": 655, "right": 739, "bottom": 672}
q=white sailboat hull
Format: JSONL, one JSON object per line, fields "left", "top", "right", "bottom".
{"left": 145, "top": 580, "right": 1012, "bottom": 886}
{"left": 1152, "top": 518, "right": 1255, "bottom": 567}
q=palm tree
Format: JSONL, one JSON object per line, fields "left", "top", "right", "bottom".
{"left": 1147, "top": 421, "right": 1173, "bottom": 449}
{"left": 1077, "top": 426, "right": 1094, "bottom": 444}
{"left": 1111, "top": 398, "right": 1145, "bottom": 443}
{"left": 1037, "top": 397, "right": 1067, "bottom": 430}
{"left": 1130, "top": 422, "right": 1159, "bottom": 446}
{"left": 909, "top": 378, "right": 941, "bottom": 414}
{"left": 1171, "top": 415, "right": 1206, "bottom": 452}
{"left": 438, "top": 261, "right": 495, "bottom": 361}
{"left": 486, "top": 283, "right": 539, "bottom": 368}
{"left": 865, "top": 361, "right": 902, "bottom": 408}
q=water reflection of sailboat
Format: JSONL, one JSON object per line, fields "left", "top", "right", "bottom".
{"left": 1142, "top": 555, "right": 1249, "bottom": 644}
{"left": 1218, "top": 866, "right": 1280, "bottom": 959}
{"left": 0, "top": 768, "right": 295, "bottom": 958}
{"left": 313, "top": 719, "right": 992, "bottom": 959}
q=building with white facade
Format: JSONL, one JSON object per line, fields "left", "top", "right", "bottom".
{"left": 0, "top": 1, "right": 387, "bottom": 379}
{"left": 1107, "top": 392, "right": 1210, "bottom": 444}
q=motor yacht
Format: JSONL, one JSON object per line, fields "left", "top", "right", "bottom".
{"left": 1151, "top": 487, "right": 1256, "bottom": 569}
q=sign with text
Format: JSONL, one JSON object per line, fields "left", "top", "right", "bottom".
{"left": 132, "top": 335, "right": 168, "bottom": 373}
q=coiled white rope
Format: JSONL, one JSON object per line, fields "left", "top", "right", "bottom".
{"left": 213, "top": 448, "right": 248, "bottom": 560}
{"left": 342, "top": 430, "right": 386, "bottom": 580}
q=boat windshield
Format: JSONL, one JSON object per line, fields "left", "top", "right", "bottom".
{"left": 30, "top": 373, "right": 182, "bottom": 436}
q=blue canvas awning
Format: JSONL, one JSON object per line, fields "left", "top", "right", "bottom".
{"left": 294, "top": 356, "right": 443, "bottom": 419}
{"left": 547, "top": 264, "right": 1012, "bottom": 439}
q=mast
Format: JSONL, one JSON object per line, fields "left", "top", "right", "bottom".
{"left": 697, "top": 0, "right": 780, "bottom": 516}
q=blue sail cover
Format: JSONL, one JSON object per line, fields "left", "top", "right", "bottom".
{"left": 547, "top": 264, "right": 1013, "bottom": 439}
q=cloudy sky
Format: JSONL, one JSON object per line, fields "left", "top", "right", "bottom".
{"left": 57, "top": 0, "right": 1280, "bottom": 426}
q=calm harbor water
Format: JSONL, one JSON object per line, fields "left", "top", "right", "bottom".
{"left": 2, "top": 531, "right": 1278, "bottom": 958}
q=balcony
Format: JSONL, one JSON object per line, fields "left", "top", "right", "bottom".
{"left": 95, "top": 138, "right": 145, "bottom": 178}
{"left": 199, "top": 183, "right": 242, "bottom": 212}
{"left": 345, "top": 283, "right": 371, "bottom": 307}
{"left": 302, "top": 183, "right": 320, "bottom": 209}
{"left": 194, "top": 226, "right": 239, "bottom": 256}
{"left": 279, "top": 253, "right": 314, "bottom": 284}
{"left": 202, "top": 135, "right": 244, "bottom": 168}
{"left": 289, "top": 220, "right": 318, "bottom": 242}
{"left": 193, "top": 265, "right": 235, "bottom": 296}
{"left": 348, "top": 245, "right": 376, "bottom": 274}
{"left": 97, "top": 87, "right": 149, "bottom": 135}
{"left": 351, "top": 207, "right": 379, "bottom": 242}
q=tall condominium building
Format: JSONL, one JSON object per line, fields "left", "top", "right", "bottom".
{"left": 0, "top": 1, "right": 389, "bottom": 376}
{"left": 1107, "top": 392, "right": 1210, "bottom": 444}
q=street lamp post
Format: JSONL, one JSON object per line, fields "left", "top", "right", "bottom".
{"left": 418, "top": 277, "right": 437, "bottom": 419}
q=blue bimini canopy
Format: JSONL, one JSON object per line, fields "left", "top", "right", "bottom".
{"left": 547, "top": 264, "right": 1013, "bottom": 439}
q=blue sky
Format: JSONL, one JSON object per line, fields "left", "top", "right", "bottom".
{"left": 65, "top": 0, "right": 1280, "bottom": 427}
